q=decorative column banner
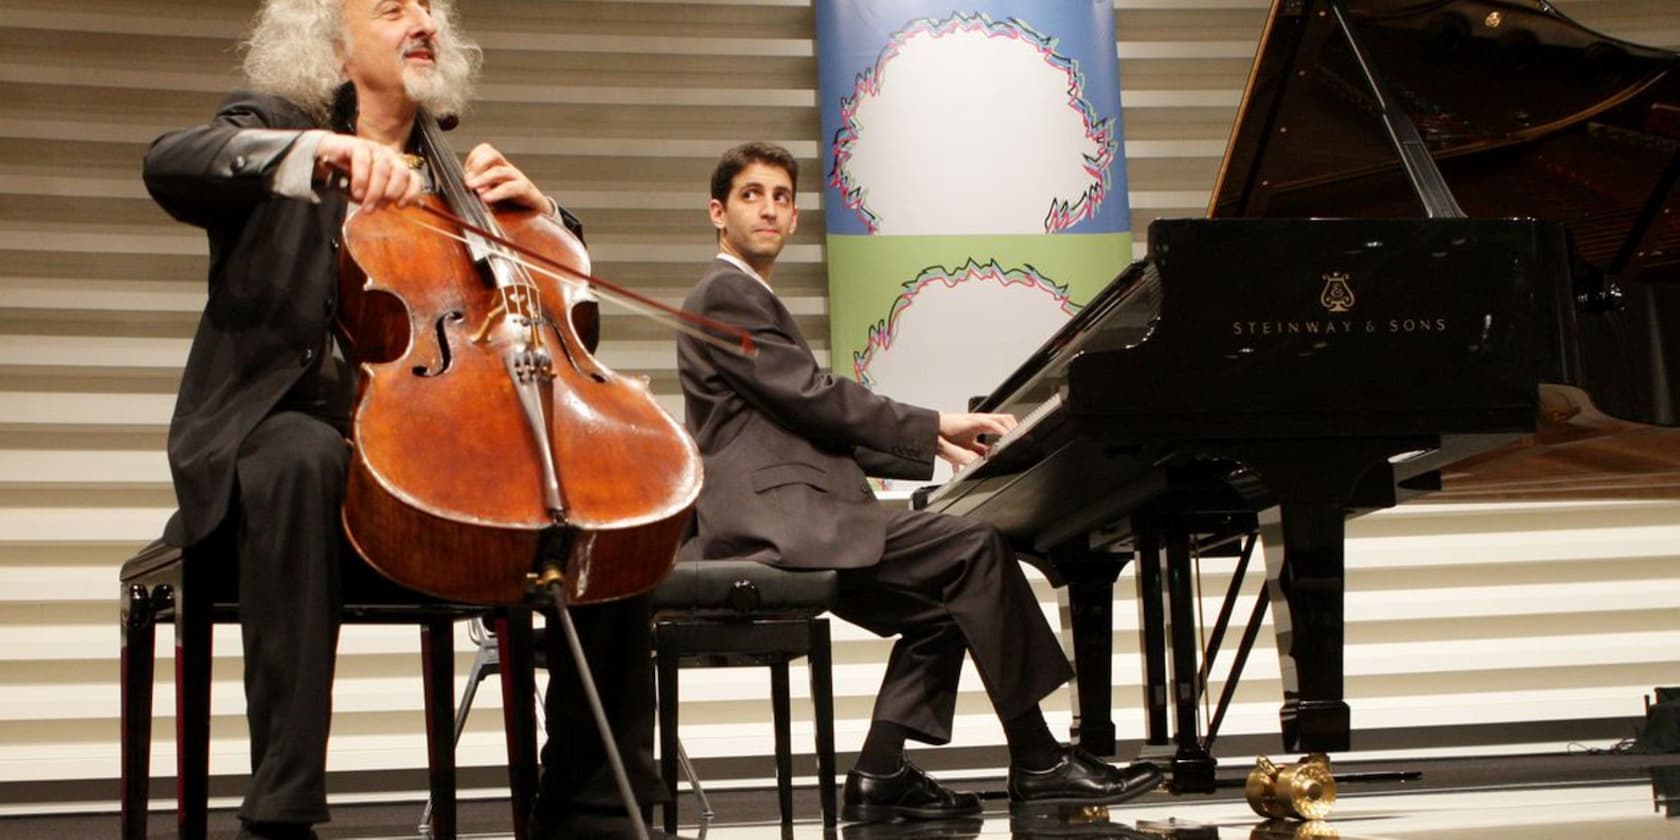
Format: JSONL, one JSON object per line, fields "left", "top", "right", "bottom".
{"left": 815, "top": 0, "right": 1131, "bottom": 480}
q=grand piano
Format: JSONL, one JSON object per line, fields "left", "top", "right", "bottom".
{"left": 914, "top": 0, "right": 1680, "bottom": 790}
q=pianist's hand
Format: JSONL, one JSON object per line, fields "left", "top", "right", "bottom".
{"left": 938, "top": 435, "right": 981, "bottom": 468}
{"left": 937, "top": 411, "right": 1017, "bottom": 467}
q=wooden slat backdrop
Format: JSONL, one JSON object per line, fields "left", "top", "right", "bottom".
{"left": 0, "top": 0, "right": 1676, "bottom": 813}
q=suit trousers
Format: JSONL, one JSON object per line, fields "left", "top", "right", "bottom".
{"left": 233, "top": 410, "right": 346, "bottom": 824}
{"left": 831, "top": 507, "right": 1073, "bottom": 745}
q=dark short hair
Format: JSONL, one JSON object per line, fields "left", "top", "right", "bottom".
{"left": 710, "top": 142, "right": 798, "bottom": 203}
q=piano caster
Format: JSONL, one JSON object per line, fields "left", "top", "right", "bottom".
{"left": 1168, "top": 748, "right": 1219, "bottom": 795}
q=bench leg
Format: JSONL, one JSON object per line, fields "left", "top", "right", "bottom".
{"left": 809, "top": 619, "right": 837, "bottom": 827}
{"left": 421, "top": 619, "right": 457, "bottom": 840}
{"left": 497, "top": 609, "right": 538, "bottom": 840}
{"left": 771, "top": 659, "right": 793, "bottom": 826}
{"left": 120, "top": 584, "right": 156, "bottom": 840}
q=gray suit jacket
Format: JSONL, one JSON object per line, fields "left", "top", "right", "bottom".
{"left": 677, "top": 260, "right": 941, "bottom": 570}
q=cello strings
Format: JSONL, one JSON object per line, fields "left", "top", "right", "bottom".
{"left": 407, "top": 202, "right": 769, "bottom": 358}
{"left": 469, "top": 229, "right": 545, "bottom": 352}
{"left": 396, "top": 212, "right": 770, "bottom": 358}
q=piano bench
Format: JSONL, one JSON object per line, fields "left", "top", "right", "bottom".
{"left": 117, "top": 535, "right": 539, "bottom": 840}
{"left": 648, "top": 559, "right": 839, "bottom": 833}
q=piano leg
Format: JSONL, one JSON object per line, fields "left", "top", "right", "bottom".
{"left": 1058, "top": 546, "right": 1123, "bottom": 756}
{"left": 1222, "top": 437, "right": 1415, "bottom": 755}
{"left": 1260, "top": 502, "right": 1351, "bottom": 753}
{"left": 1164, "top": 530, "right": 1218, "bottom": 793}
{"left": 1131, "top": 526, "right": 1218, "bottom": 791}
{"left": 1133, "top": 532, "right": 1171, "bottom": 759}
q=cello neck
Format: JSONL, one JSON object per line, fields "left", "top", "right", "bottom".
{"left": 414, "top": 110, "right": 511, "bottom": 278}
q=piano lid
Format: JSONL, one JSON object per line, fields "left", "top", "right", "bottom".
{"left": 1208, "top": 0, "right": 1680, "bottom": 285}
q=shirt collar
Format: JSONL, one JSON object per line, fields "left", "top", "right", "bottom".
{"left": 716, "top": 252, "right": 770, "bottom": 289}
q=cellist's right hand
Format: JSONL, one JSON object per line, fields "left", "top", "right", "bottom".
{"left": 314, "top": 134, "right": 426, "bottom": 211}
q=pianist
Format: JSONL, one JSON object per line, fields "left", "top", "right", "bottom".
{"left": 676, "top": 141, "right": 1165, "bottom": 821}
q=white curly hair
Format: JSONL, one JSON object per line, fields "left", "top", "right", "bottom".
{"left": 240, "top": 0, "right": 482, "bottom": 122}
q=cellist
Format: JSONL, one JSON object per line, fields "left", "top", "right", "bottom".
{"left": 142, "top": 1, "right": 663, "bottom": 837}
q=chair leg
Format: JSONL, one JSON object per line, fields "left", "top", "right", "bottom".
{"left": 770, "top": 659, "right": 793, "bottom": 826}
{"left": 420, "top": 621, "right": 498, "bottom": 835}
{"left": 176, "top": 578, "right": 211, "bottom": 840}
{"left": 421, "top": 619, "right": 457, "bottom": 840}
{"left": 656, "top": 623, "right": 680, "bottom": 834}
{"left": 808, "top": 619, "right": 837, "bottom": 827}
{"left": 120, "top": 583, "right": 156, "bottom": 840}
{"left": 497, "top": 609, "right": 538, "bottom": 840}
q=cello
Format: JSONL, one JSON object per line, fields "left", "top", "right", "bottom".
{"left": 334, "top": 110, "right": 702, "bottom": 607}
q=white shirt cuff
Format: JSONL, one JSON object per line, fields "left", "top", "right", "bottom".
{"left": 269, "top": 129, "right": 331, "bottom": 203}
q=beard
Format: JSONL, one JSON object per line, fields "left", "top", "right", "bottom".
{"left": 400, "top": 38, "right": 474, "bottom": 118}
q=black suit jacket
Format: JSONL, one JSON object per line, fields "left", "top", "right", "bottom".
{"left": 676, "top": 259, "right": 940, "bottom": 570}
{"left": 144, "top": 91, "right": 349, "bottom": 547}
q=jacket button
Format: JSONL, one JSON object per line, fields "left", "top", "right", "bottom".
{"left": 301, "top": 347, "right": 316, "bottom": 365}
{"left": 330, "top": 238, "right": 339, "bottom": 251}
{"left": 233, "top": 154, "right": 247, "bottom": 171}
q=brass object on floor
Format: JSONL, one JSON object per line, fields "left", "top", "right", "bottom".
{"left": 1245, "top": 753, "right": 1336, "bottom": 820}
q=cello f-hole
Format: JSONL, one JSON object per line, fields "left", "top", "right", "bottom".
{"left": 542, "top": 313, "right": 606, "bottom": 383}
{"left": 411, "top": 310, "right": 464, "bottom": 377}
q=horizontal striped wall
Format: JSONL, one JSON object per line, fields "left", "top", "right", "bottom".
{"left": 0, "top": 0, "right": 1676, "bottom": 814}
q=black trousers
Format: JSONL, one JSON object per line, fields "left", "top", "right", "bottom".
{"left": 830, "top": 507, "right": 1073, "bottom": 746}
{"left": 232, "top": 411, "right": 343, "bottom": 824}
{"left": 229, "top": 410, "right": 660, "bottom": 825}
{"left": 532, "top": 594, "right": 668, "bottom": 835}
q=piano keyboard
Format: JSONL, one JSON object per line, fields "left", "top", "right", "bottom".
{"left": 925, "top": 390, "right": 1065, "bottom": 502}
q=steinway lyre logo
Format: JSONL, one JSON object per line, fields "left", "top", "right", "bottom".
{"left": 1320, "top": 272, "right": 1355, "bottom": 313}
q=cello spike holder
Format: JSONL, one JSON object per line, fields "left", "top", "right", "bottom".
{"left": 529, "top": 527, "right": 653, "bottom": 840}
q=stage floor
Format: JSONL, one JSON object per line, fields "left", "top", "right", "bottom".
{"left": 6, "top": 753, "right": 1676, "bottom": 838}
{"left": 674, "top": 779, "right": 1679, "bottom": 839}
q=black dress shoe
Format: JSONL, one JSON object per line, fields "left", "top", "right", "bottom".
{"left": 842, "top": 760, "right": 984, "bottom": 822}
{"left": 1007, "top": 747, "right": 1163, "bottom": 808}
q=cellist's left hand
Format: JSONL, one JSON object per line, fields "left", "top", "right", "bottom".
{"left": 462, "top": 143, "right": 550, "bottom": 212}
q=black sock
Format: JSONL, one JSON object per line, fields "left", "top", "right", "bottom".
{"left": 1003, "top": 706, "right": 1062, "bottom": 771}
{"left": 855, "top": 720, "right": 911, "bottom": 774}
